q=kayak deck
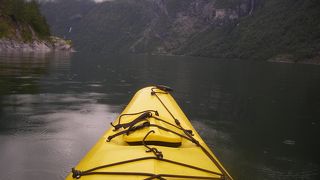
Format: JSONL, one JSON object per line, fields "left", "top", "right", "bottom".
{"left": 66, "top": 86, "right": 232, "bottom": 180}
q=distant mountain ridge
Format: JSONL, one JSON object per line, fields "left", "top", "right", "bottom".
{"left": 41, "top": 0, "right": 320, "bottom": 62}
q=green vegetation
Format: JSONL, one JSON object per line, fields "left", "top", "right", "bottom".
{"left": 180, "top": 0, "right": 320, "bottom": 61}
{"left": 0, "top": 0, "right": 50, "bottom": 40}
{"left": 0, "top": 21, "right": 10, "bottom": 37}
{"left": 65, "top": 39, "right": 72, "bottom": 46}
{"left": 41, "top": 0, "right": 319, "bottom": 62}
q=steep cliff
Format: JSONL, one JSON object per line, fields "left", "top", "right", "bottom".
{"left": 41, "top": 0, "right": 251, "bottom": 53}
{"left": 127, "top": 0, "right": 253, "bottom": 54}
{"left": 177, "top": 0, "right": 320, "bottom": 62}
{"left": 41, "top": 0, "right": 320, "bottom": 62}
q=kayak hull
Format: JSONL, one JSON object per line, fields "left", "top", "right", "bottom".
{"left": 66, "top": 86, "right": 232, "bottom": 180}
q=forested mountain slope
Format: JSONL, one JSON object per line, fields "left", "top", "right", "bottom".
{"left": 0, "top": 0, "right": 73, "bottom": 52}
{"left": 41, "top": 0, "right": 320, "bottom": 62}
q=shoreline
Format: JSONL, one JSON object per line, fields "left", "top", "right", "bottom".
{"left": 267, "top": 54, "right": 320, "bottom": 65}
{"left": 0, "top": 36, "right": 74, "bottom": 53}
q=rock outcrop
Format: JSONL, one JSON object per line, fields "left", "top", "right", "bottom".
{"left": 0, "top": 0, "right": 74, "bottom": 53}
{"left": 0, "top": 36, "right": 74, "bottom": 52}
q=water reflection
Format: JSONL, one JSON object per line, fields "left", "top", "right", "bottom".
{"left": 0, "top": 52, "right": 71, "bottom": 95}
{"left": 0, "top": 52, "right": 119, "bottom": 179}
{"left": 0, "top": 93, "right": 119, "bottom": 180}
{"left": 0, "top": 52, "right": 320, "bottom": 179}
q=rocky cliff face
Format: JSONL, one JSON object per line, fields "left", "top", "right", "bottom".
{"left": 0, "top": 21, "right": 73, "bottom": 52}
{"left": 129, "top": 0, "right": 255, "bottom": 54}
{"left": 41, "top": 0, "right": 320, "bottom": 62}
{"left": 41, "top": 0, "right": 254, "bottom": 54}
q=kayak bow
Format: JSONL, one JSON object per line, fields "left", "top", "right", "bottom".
{"left": 66, "top": 86, "right": 233, "bottom": 180}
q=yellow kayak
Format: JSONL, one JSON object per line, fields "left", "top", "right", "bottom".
{"left": 66, "top": 86, "right": 233, "bottom": 180}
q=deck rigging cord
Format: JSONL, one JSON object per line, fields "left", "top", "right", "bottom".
{"left": 151, "top": 85, "right": 230, "bottom": 179}
{"left": 71, "top": 85, "right": 231, "bottom": 180}
{"left": 110, "top": 110, "right": 159, "bottom": 130}
{"left": 142, "top": 130, "right": 163, "bottom": 159}
{"left": 71, "top": 156, "right": 224, "bottom": 179}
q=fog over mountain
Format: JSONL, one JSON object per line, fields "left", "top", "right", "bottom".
{"left": 40, "top": 0, "right": 320, "bottom": 62}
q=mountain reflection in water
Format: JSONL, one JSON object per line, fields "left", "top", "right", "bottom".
{"left": 0, "top": 52, "right": 319, "bottom": 179}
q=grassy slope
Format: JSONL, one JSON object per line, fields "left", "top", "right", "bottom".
{"left": 178, "top": 0, "right": 320, "bottom": 61}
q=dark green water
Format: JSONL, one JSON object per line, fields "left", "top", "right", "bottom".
{"left": 0, "top": 52, "right": 320, "bottom": 180}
